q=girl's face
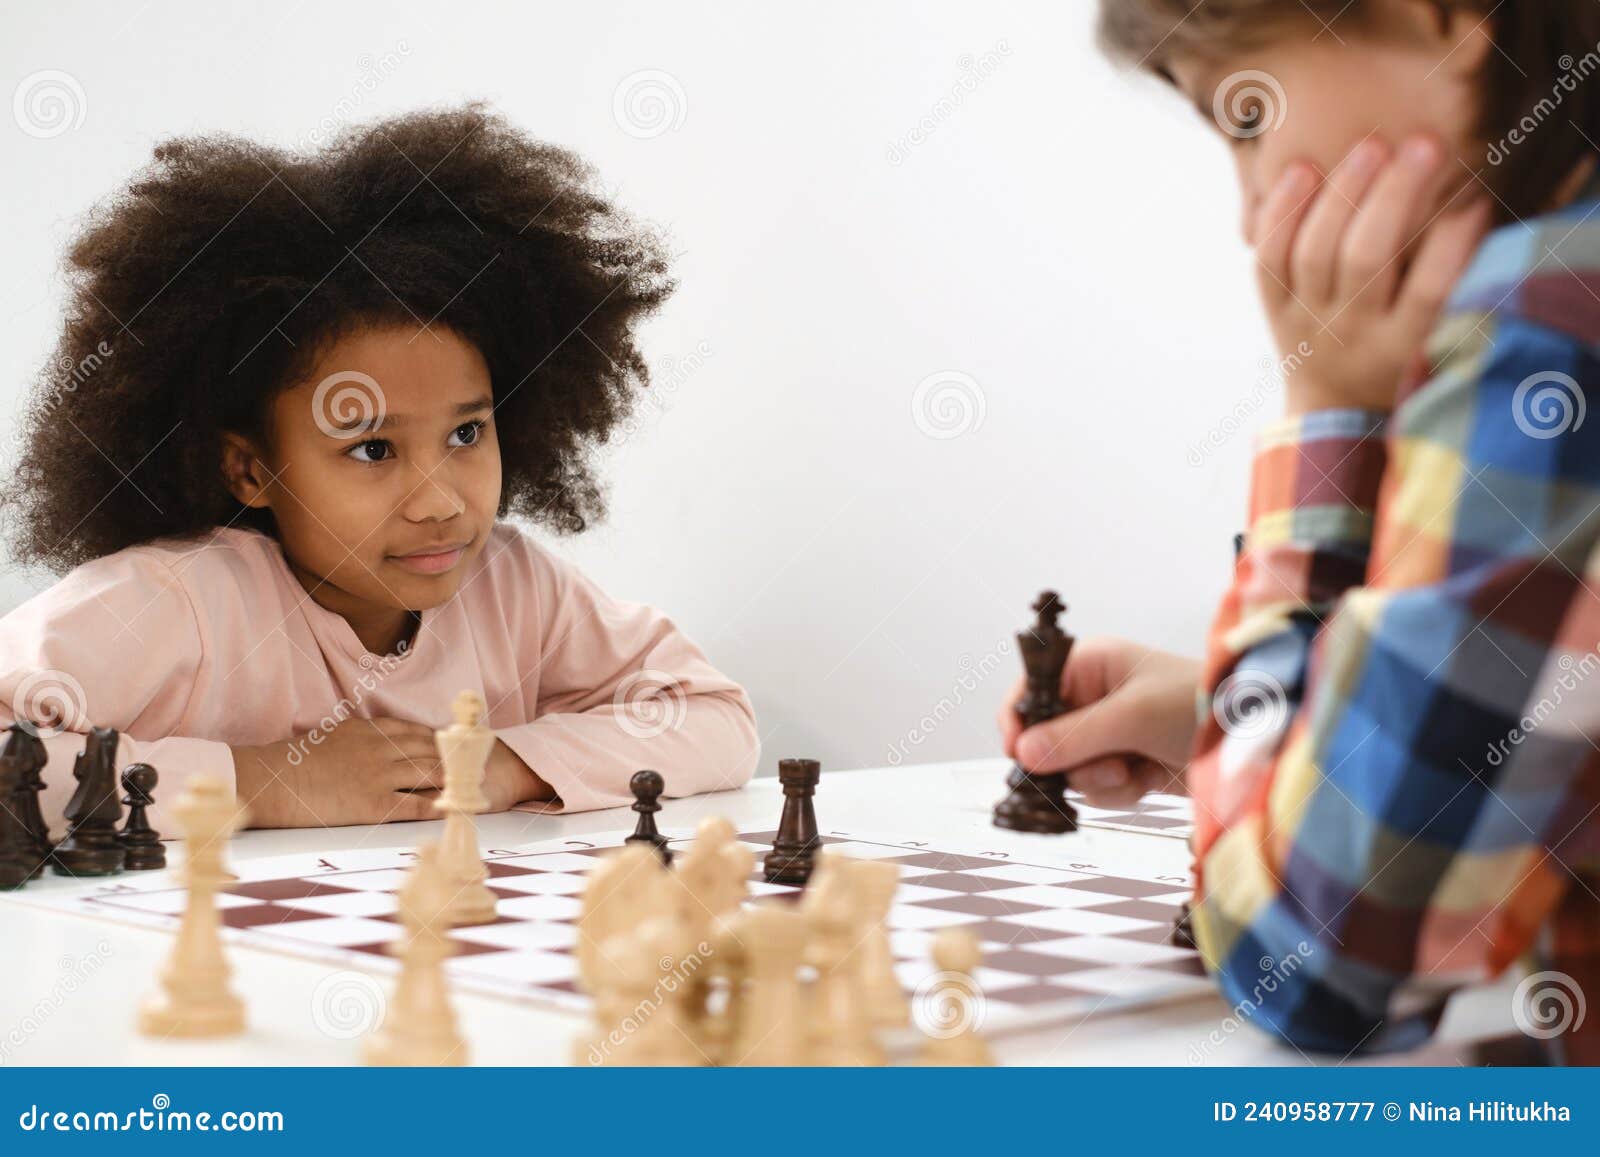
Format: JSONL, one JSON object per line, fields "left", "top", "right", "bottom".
{"left": 225, "top": 324, "right": 502, "bottom": 648}
{"left": 1167, "top": 3, "right": 1490, "bottom": 244}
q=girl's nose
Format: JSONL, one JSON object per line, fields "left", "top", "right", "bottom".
{"left": 400, "top": 470, "right": 466, "bottom": 522}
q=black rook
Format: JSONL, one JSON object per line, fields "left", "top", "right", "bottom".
{"left": 764, "top": 758, "right": 821, "bottom": 886}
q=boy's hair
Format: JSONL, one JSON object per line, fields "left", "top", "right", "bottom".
{"left": 0, "top": 104, "right": 673, "bottom": 573}
{"left": 1098, "top": 1, "right": 1600, "bottom": 222}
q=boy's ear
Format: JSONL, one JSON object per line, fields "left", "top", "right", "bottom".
{"left": 220, "top": 432, "right": 273, "bottom": 509}
{"left": 1414, "top": 0, "right": 1492, "bottom": 70}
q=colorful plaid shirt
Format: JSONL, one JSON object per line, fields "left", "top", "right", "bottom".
{"left": 1189, "top": 191, "right": 1600, "bottom": 1064}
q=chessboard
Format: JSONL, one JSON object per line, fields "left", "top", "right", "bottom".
{"left": 21, "top": 827, "right": 1210, "bottom": 1036}
{"left": 1071, "top": 791, "right": 1193, "bottom": 840}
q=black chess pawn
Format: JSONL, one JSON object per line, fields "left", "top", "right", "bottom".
{"left": 624, "top": 769, "right": 673, "bottom": 865}
{"left": 52, "top": 727, "right": 126, "bottom": 877}
{"left": 117, "top": 763, "right": 166, "bottom": 871}
{"left": 993, "top": 590, "right": 1079, "bottom": 835}
{"left": 764, "top": 758, "right": 821, "bottom": 885}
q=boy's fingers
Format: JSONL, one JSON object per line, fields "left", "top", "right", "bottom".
{"left": 1066, "top": 757, "right": 1133, "bottom": 796}
{"left": 1289, "top": 138, "right": 1388, "bottom": 304}
{"left": 996, "top": 676, "right": 1026, "bottom": 758}
{"left": 1071, "top": 760, "right": 1148, "bottom": 811}
{"left": 1339, "top": 135, "right": 1444, "bottom": 306}
{"left": 1254, "top": 163, "right": 1321, "bottom": 302}
{"left": 1133, "top": 757, "right": 1188, "bottom": 798}
{"left": 1398, "top": 198, "right": 1493, "bottom": 326}
{"left": 1015, "top": 697, "right": 1141, "bottom": 774}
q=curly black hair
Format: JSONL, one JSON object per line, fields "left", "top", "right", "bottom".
{"left": 0, "top": 102, "right": 674, "bottom": 573}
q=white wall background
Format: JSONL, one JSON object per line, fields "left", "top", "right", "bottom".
{"left": 1, "top": 0, "right": 1274, "bottom": 776}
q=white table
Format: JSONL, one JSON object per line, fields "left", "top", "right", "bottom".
{"left": 0, "top": 759, "right": 1518, "bottom": 1066}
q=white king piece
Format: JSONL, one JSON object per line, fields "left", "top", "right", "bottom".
{"left": 435, "top": 688, "right": 497, "bottom": 926}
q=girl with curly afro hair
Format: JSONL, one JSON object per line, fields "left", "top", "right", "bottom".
{"left": 0, "top": 104, "right": 758, "bottom": 832}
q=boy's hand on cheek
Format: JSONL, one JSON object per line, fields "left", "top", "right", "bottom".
{"left": 1253, "top": 136, "right": 1494, "bottom": 416}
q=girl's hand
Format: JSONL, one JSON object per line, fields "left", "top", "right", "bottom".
{"left": 481, "top": 738, "right": 554, "bottom": 812}
{"left": 996, "top": 637, "right": 1201, "bottom": 810}
{"left": 231, "top": 717, "right": 548, "bottom": 828}
{"left": 1254, "top": 135, "right": 1493, "bottom": 416}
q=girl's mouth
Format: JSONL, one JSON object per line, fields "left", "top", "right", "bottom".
{"left": 389, "top": 540, "right": 471, "bottom": 575}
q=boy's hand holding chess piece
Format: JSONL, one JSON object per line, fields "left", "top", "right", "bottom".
{"left": 997, "top": 637, "right": 1201, "bottom": 812}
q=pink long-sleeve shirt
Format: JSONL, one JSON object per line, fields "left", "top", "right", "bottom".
{"left": 0, "top": 523, "right": 759, "bottom": 834}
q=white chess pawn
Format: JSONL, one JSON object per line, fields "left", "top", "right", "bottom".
{"left": 673, "top": 816, "right": 752, "bottom": 935}
{"left": 137, "top": 776, "right": 248, "bottom": 1038}
{"left": 364, "top": 842, "right": 468, "bottom": 1067}
{"left": 576, "top": 845, "right": 669, "bottom": 996}
{"left": 434, "top": 689, "right": 497, "bottom": 926}
{"left": 728, "top": 905, "right": 807, "bottom": 1066}
{"left": 917, "top": 927, "right": 995, "bottom": 1067}
{"left": 851, "top": 859, "right": 910, "bottom": 1028}
{"left": 671, "top": 815, "right": 754, "bottom": 1056}
{"left": 801, "top": 854, "right": 886, "bottom": 1067}
{"left": 699, "top": 910, "right": 750, "bottom": 1066}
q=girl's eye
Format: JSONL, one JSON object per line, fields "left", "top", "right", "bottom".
{"left": 346, "top": 439, "right": 392, "bottom": 464}
{"left": 448, "top": 420, "right": 486, "bottom": 449}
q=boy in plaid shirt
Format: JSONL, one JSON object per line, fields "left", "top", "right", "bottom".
{"left": 1000, "top": 1, "right": 1600, "bottom": 1062}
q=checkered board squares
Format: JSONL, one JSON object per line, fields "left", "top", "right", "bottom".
{"left": 32, "top": 829, "right": 1211, "bottom": 1035}
{"left": 1072, "top": 791, "right": 1194, "bottom": 840}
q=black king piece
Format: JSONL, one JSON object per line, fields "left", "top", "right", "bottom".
{"left": 992, "top": 590, "right": 1078, "bottom": 835}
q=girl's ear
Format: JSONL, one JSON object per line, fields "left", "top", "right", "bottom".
{"left": 220, "top": 432, "right": 273, "bottom": 509}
